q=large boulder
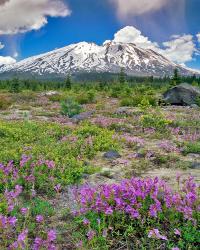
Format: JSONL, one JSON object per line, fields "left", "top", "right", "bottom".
{"left": 163, "top": 83, "right": 200, "bottom": 106}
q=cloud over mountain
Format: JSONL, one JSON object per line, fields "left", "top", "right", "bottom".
{"left": 109, "top": 0, "right": 182, "bottom": 18}
{"left": 0, "top": 0, "right": 71, "bottom": 35}
{"left": 109, "top": 26, "right": 197, "bottom": 64}
{"left": 0, "top": 56, "right": 16, "bottom": 66}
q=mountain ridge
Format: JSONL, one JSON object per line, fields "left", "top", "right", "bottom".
{"left": 0, "top": 41, "right": 199, "bottom": 79}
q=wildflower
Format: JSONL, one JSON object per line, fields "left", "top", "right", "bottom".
{"left": 102, "top": 229, "right": 108, "bottom": 238}
{"left": 174, "top": 229, "right": 181, "bottom": 236}
{"left": 33, "top": 237, "right": 43, "bottom": 250}
{"left": 20, "top": 208, "right": 28, "bottom": 215}
{"left": 76, "top": 240, "right": 83, "bottom": 248}
{"left": 54, "top": 184, "right": 61, "bottom": 193}
{"left": 45, "top": 160, "right": 55, "bottom": 169}
{"left": 148, "top": 229, "right": 167, "bottom": 241}
{"left": 105, "top": 207, "right": 113, "bottom": 215}
{"left": 8, "top": 216, "right": 17, "bottom": 226}
{"left": 47, "top": 230, "right": 56, "bottom": 242}
{"left": 18, "top": 229, "right": 28, "bottom": 242}
{"left": 83, "top": 218, "right": 90, "bottom": 225}
{"left": 36, "top": 215, "right": 44, "bottom": 223}
{"left": 87, "top": 230, "right": 96, "bottom": 240}
{"left": 172, "top": 248, "right": 180, "bottom": 250}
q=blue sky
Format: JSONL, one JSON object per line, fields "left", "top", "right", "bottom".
{"left": 0, "top": 0, "right": 200, "bottom": 70}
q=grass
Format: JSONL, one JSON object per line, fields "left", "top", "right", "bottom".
{"left": 0, "top": 81, "right": 200, "bottom": 249}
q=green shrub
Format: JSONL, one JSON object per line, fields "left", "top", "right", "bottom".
{"left": 183, "top": 142, "right": 200, "bottom": 155}
{"left": 61, "top": 97, "right": 83, "bottom": 117}
{"left": 76, "top": 90, "right": 96, "bottom": 104}
{"left": 195, "top": 96, "right": 200, "bottom": 107}
{"left": 140, "top": 113, "right": 171, "bottom": 131}
{"left": 120, "top": 95, "right": 157, "bottom": 107}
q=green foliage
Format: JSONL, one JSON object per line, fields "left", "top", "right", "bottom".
{"left": 0, "top": 121, "right": 120, "bottom": 185}
{"left": 65, "top": 75, "right": 72, "bottom": 89}
{"left": 183, "top": 142, "right": 200, "bottom": 155}
{"left": 119, "top": 68, "right": 126, "bottom": 84}
{"left": 195, "top": 96, "right": 200, "bottom": 107}
{"left": 61, "top": 97, "right": 83, "bottom": 117}
{"left": 120, "top": 94, "right": 157, "bottom": 107}
{"left": 140, "top": 112, "right": 171, "bottom": 131}
{"left": 9, "top": 78, "right": 21, "bottom": 93}
{"left": 171, "top": 68, "right": 181, "bottom": 86}
{"left": 76, "top": 90, "right": 96, "bottom": 104}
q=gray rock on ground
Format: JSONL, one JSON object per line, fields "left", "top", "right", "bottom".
{"left": 72, "top": 110, "right": 95, "bottom": 123}
{"left": 163, "top": 83, "right": 200, "bottom": 106}
{"left": 103, "top": 150, "right": 121, "bottom": 159}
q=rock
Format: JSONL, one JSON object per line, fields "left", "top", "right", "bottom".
{"left": 41, "top": 91, "right": 59, "bottom": 97}
{"left": 115, "top": 107, "right": 133, "bottom": 115}
{"left": 103, "top": 150, "right": 121, "bottom": 160}
{"left": 190, "top": 104, "right": 199, "bottom": 109}
{"left": 190, "top": 162, "right": 200, "bottom": 169}
{"left": 72, "top": 110, "right": 95, "bottom": 123}
{"left": 163, "top": 83, "right": 200, "bottom": 106}
{"left": 100, "top": 168, "right": 113, "bottom": 178}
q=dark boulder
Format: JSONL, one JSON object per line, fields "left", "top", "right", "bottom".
{"left": 163, "top": 83, "right": 200, "bottom": 106}
{"left": 103, "top": 150, "right": 121, "bottom": 160}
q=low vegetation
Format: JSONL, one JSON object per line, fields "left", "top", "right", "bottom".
{"left": 0, "top": 73, "right": 199, "bottom": 249}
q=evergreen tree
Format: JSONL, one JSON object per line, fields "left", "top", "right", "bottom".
{"left": 119, "top": 68, "right": 126, "bottom": 84}
{"left": 171, "top": 68, "right": 181, "bottom": 86}
{"left": 65, "top": 75, "right": 72, "bottom": 89}
{"left": 10, "top": 77, "right": 20, "bottom": 93}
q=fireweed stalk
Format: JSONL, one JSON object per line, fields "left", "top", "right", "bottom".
{"left": 73, "top": 176, "right": 200, "bottom": 249}
{"left": 0, "top": 155, "right": 58, "bottom": 249}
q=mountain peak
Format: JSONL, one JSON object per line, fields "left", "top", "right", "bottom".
{"left": 0, "top": 41, "right": 198, "bottom": 79}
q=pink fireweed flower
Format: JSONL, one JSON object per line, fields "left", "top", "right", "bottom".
{"left": 148, "top": 229, "right": 167, "bottom": 241}
{"left": 18, "top": 229, "right": 28, "bottom": 241}
{"left": 47, "top": 230, "right": 56, "bottom": 242}
{"left": 36, "top": 215, "right": 44, "bottom": 223}
{"left": 20, "top": 154, "right": 31, "bottom": 167}
{"left": 54, "top": 184, "right": 61, "bottom": 193}
{"left": 86, "top": 230, "right": 96, "bottom": 240}
{"left": 33, "top": 237, "right": 43, "bottom": 250}
{"left": 20, "top": 208, "right": 28, "bottom": 215}
{"left": 45, "top": 160, "right": 55, "bottom": 169}
{"left": 174, "top": 229, "right": 181, "bottom": 236}
{"left": 83, "top": 218, "right": 90, "bottom": 225}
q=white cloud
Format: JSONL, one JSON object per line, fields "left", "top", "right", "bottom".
{"left": 0, "top": 0, "right": 71, "bottom": 35}
{"left": 161, "top": 35, "right": 196, "bottom": 64}
{"left": 0, "top": 42, "right": 4, "bottom": 50}
{"left": 13, "top": 52, "right": 19, "bottom": 58}
{"left": 109, "top": 0, "right": 178, "bottom": 18}
{"left": 0, "top": 56, "right": 16, "bottom": 66}
{"left": 197, "top": 33, "right": 200, "bottom": 43}
{"left": 113, "top": 26, "right": 159, "bottom": 50}
{"left": 108, "top": 26, "right": 198, "bottom": 64}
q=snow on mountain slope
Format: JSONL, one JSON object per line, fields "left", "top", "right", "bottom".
{"left": 0, "top": 41, "right": 197, "bottom": 78}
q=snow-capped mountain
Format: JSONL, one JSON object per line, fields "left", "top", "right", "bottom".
{"left": 0, "top": 41, "right": 197, "bottom": 79}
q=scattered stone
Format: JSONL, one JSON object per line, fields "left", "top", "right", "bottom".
{"left": 190, "top": 162, "right": 200, "bottom": 169}
{"left": 100, "top": 168, "right": 113, "bottom": 178}
{"left": 41, "top": 91, "right": 59, "bottom": 97}
{"left": 163, "top": 83, "right": 200, "bottom": 106}
{"left": 103, "top": 150, "right": 121, "bottom": 159}
{"left": 72, "top": 110, "right": 95, "bottom": 123}
{"left": 115, "top": 107, "right": 133, "bottom": 115}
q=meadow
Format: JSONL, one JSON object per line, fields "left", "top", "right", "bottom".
{"left": 0, "top": 77, "right": 199, "bottom": 249}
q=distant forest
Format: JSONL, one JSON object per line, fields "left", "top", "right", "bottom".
{"left": 0, "top": 70, "right": 200, "bottom": 92}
